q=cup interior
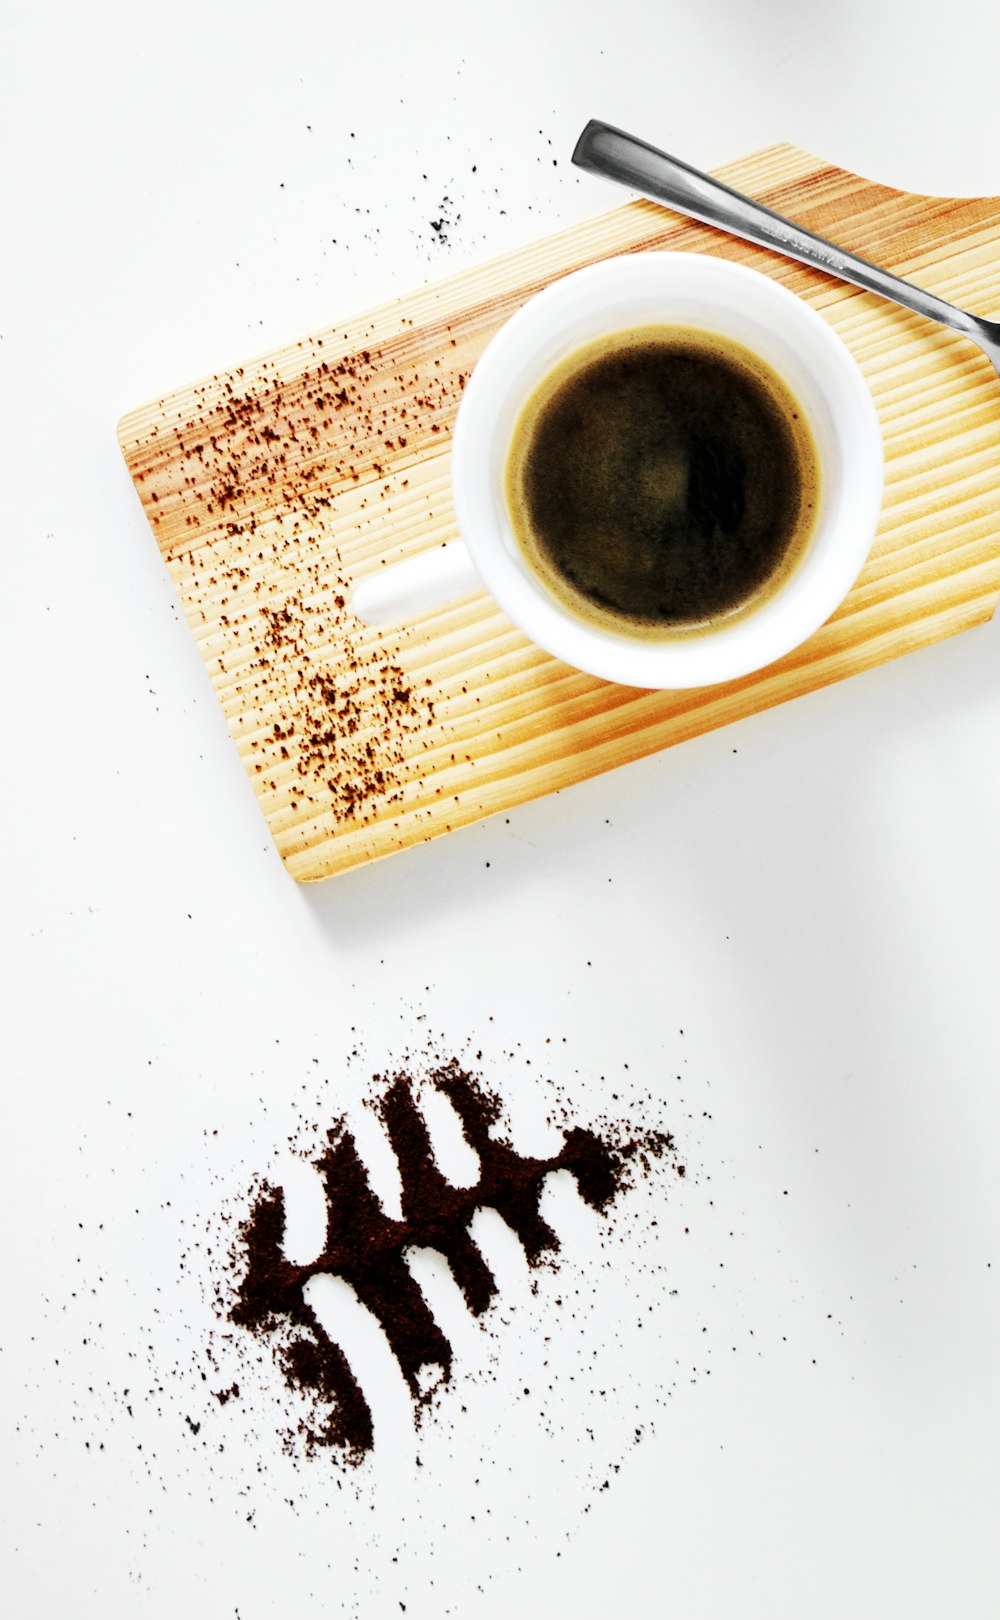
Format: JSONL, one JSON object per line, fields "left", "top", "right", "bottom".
{"left": 451, "top": 254, "right": 883, "bottom": 688}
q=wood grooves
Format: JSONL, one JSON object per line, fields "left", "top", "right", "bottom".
{"left": 117, "top": 146, "right": 1000, "bottom": 881}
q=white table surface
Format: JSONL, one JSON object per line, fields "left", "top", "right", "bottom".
{"left": 4, "top": 2, "right": 999, "bottom": 1615}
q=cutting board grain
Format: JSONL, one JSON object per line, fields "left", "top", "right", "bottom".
{"left": 118, "top": 146, "right": 1000, "bottom": 882}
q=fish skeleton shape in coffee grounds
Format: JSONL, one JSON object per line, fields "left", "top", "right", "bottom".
{"left": 229, "top": 1061, "right": 677, "bottom": 1459}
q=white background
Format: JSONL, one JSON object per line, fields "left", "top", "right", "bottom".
{"left": 3, "top": 2, "right": 999, "bottom": 1615}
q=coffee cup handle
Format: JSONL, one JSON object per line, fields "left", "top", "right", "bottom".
{"left": 350, "top": 541, "right": 483, "bottom": 628}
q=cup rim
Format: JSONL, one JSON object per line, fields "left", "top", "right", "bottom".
{"left": 451, "top": 252, "right": 884, "bottom": 689}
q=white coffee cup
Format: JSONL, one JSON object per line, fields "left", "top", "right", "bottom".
{"left": 352, "top": 254, "right": 883, "bottom": 688}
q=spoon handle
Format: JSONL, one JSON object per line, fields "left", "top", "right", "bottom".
{"left": 572, "top": 120, "right": 982, "bottom": 343}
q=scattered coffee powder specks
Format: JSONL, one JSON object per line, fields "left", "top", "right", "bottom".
{"left": 214, "top": 1054, "right": 679, "bottom": 1461}
{"left": 23, "top": 1019, "right": 825, "bottom": 1617}
{"left": 120, "top": 125, "right": 601, "bottom": 876}
{"left": 128, "top": 323, "right": 470, "bottom": 837}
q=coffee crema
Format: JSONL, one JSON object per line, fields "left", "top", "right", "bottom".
{"left": 504, "top": 325, "right": 821, "bottom": 640}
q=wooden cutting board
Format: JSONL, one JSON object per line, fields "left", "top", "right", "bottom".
{"left": 118, "top": 146, "right": 1000, "bottom": 882}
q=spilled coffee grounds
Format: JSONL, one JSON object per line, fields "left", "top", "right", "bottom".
{"left": 222, "top": 1056, "right": 679, "bottom": 1460}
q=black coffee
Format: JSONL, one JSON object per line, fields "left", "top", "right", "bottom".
{"left": 505, "top": 326, "right": 820, "bottom": 637}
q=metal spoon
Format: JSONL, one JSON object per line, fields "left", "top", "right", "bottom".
{"left": 572, "top": 119, "right": 1000, "bottom": 380}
